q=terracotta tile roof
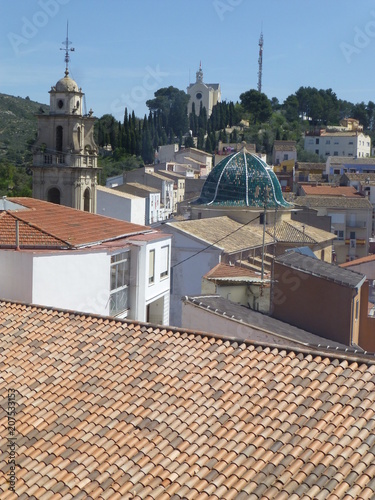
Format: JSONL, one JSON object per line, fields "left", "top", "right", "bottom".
{"left": 165, "top": 216, "right": 274, "bottom": 254}
{"left": 340, "top": 254, "right": 375, "bottom": 267}
{"left": 329, "top": 156, "right": 375, "bottom": 166}
{"left": 296, "top": 195, "right": 373, "bottom": 210}
{"left": 341, "top": 172, "right": 375, "bottom": 182}
{"left": 0, "top": 212, "right": 66, "bottom": 248}
{"left": 204, "top": 263, "right": 264, "bottom": 280}
{"left": 1, "top": 301, "right": 375, "bottom": 497}
{"left": 2, "top": 198, "right": 150, "bottom": 249}
{"left": 273, "top": 140, "right": 297, "bottom": 151}
{"left": 301, "top": 185, "right": 362, "bottom": 197}
{"left": 268, "top": 220, "right": 335, "bottom": 244}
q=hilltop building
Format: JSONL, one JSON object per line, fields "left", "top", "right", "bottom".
{"left": 304, "top": 119, "right": 371, "bottom": 159}
{"left": 31, "top": 37, "right": 99, "bottom": 213}
{"left": 187, "top": 62, "right": 221, "bottom": 117}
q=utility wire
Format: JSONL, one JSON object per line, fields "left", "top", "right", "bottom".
{"left": 172, "top": 213, "right": 261, "bottom": 269}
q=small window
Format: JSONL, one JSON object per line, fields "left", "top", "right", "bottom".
{"left": 315, "top": 138, "right": 319, "bottom": 144}
{"left": 149, "top": 249, "right": 155, "bottom": 284}
{"left": 160, "top": 246, "right": 169, "bottom": 279}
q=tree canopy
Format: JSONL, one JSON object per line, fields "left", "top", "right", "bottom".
{"left": 240, "top": 89, "right": 273, "bottom": 124}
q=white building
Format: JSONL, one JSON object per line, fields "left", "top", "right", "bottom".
{"left": 187, "top": 62, "right": 221, "bottom": 117}
{"left": 157, "top": 145, "right": 213, "bottom": 177}
{"left": 114, "top": 182, "right": 163, "bottom": 224}
{"left": 0, "top": 197, "right": 171, "bottom": 324}
{"left": 304, "top": 130, "right": 371, "bottom": 159}
{"left": 96, "top": 185, "right": 146, "bottom": 225}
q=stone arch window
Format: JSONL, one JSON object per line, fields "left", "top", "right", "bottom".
{"left": 77, "top": 126, "right": 81, "bottom": 148}
{"left": 83, "top": 187, "right": 90, "bottom": 212}
{"left": 56, "top": 126, "right": 63, "bottom": 152}
{"left": 47, "top": 187, "right": 61, "bottom": 205}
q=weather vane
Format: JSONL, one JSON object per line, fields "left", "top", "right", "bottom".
{"left": 60, "top": 21, "right": 75, "bottom": 76}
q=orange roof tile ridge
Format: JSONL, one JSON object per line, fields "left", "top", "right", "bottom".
{"left": 3, "top": 297, "right": 373, "bottom": 366}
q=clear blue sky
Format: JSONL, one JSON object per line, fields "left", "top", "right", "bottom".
{"left": 1, "top": 0, "right": 375, "bottom": 121}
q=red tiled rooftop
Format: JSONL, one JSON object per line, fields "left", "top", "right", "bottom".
{"left": 2, "top": 198, "right": 150, "bottom": 249}
{"left": 300, "top": 185, "right": 363, "bottom": 197}
{"left": 204, "top": 263, "right": 264, "bottom": 280}
{"left": 340, "top": 254, "right": 375, "bottom": 267}
{"left": 1, "top": 301, "right": 375, "bottom": 497}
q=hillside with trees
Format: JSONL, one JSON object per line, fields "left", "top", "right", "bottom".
{"left": 2, "top": 85, "right": 375, "bottom": 192}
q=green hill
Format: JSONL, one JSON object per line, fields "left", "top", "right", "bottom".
{"left": 0, "top": 93, "right": 48, "bottom": 164}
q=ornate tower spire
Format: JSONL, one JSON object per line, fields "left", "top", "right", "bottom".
{"left": 60, "top": 21, "right": 75, "bottom": 76}
{"left": 196, "top": 61, "right": 203, "bottom": 83}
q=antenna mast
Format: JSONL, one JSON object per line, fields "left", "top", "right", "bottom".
{"left": 257, "top": 29, "right": 263, "bottom": 93}
{"left": 60, "top": 21, "right": 75, "bottom": 76}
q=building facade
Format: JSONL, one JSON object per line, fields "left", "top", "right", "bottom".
{"left": 187, "top": 63, "right": 221, "bottom": 117}
{"left": 0, "top": 198, "right": 171, "bottom": 324}
{"left": 304, "top": 131, "right": 371, "bottom": 159}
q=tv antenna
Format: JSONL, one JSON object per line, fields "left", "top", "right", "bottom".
{"left": 61, "top": 21, "right": 75, "bottom": 76}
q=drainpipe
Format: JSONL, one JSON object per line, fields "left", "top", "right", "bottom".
{"left": 15, "top": 220, "right": 20, "bottom": 250}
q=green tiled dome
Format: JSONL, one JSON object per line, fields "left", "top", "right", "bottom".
{"left": 195, "top": 149, "right": 292, "bottom": 208}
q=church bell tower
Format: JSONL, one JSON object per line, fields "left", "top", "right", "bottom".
{"left": 32, "top": 28, "right": 99, "bottom": 213}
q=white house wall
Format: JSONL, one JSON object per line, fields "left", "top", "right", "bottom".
{"left": 32, "top": 251, "right": 111, "bottom": 316}
{"left": 97, "top": 189, "right": 146, "bottom": 225}
{"left": 163, "top": 229, "right": 222, "bottom": 327}
{"left": 129, "top": 238, "right": 172, "bottom": 325}
{"left": 0, "top": 250, "right": 33, "bottom": 303}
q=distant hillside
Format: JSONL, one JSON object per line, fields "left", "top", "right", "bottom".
{"left": 0, "top": 93, "right": 49, "bottom": 164}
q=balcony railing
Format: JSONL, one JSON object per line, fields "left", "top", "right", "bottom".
{"left": 33, "top": 152, "right": 97, "bottom": 168}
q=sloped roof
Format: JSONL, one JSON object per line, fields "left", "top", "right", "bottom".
{"left": 341, "top": 172, "right": 375, "bottom": 182}
{"left": 340, "top": 254, "right": 375, "bottom": 267}
{"left": 273, "top": 140, "right": 297, "bottom": 151}
{"left": 97, "top": 185, "right": 140, "bottom": 200}
{"left": 184, "top": 294, "right": 363, "bottom": 352}
{"left": 301, "top": 185, "right": 362, "bottom": 197}
{"left": 328, "top": 156, "right": 375, "bottom": 166}
{"left": 115, "top": 182, "right": 161, "bottom": 196}
{"left": 295, "top": 195, "right": 373, "bottom": 210}
{"left": 204, "top": 262, "right": 266, "bottom": 281}
{"left": 1, "top": 300, "right": 375, "bottom": 497}
{"left": 276, "top": 251, "right": 366, "bottom": 288}
{"left": 165, "top": 216, "right": 274, "bottom": 254}
{"left": 1, "top": 198, "right": 150, "bottom": 249}
{"left": 268, "top": 220, "right": 336, "bottom": 244}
